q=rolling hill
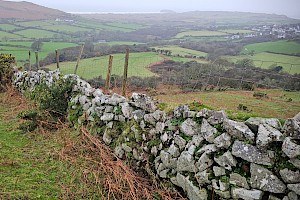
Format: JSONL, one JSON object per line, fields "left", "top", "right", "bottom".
{"left": 0, "top": 0, "right": 68, "bottom": 20}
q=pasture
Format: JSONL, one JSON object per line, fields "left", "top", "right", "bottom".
{"left": 45, "top": 52, "right": 162, "bottom": 79}
{"left": 153, "top": 45, "right": 207, "bottom": 57}
{"left": 242, "top": 40, "right": 300, "bottom": 55}
{"left": 155, "top": 88, "right": 300, "bottom": 120}
{"left": 220, "top": 29, "right": 254, "bottom": 34}
{"left": 0, "top": 24, "right": 19, "bottom": 31}
{"left": 0, "top": 31, "right": 22, "bottom": 40}
{"left": 175, "top": 30, "right": 228, "bottom": 38}
{"left": 15, "top": 29, "right": 57, "bottom": 39}
{"left": 226, "top": 52, "right": 300, "bottom": 74}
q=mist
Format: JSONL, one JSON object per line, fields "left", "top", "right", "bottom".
{"left": 6, "top": 0, "right": 300, "bottom": 19}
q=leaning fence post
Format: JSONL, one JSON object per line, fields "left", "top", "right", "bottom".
{"left": 28, "top": 51, "right": 31, "bottom": 71}
{"left": 74, "top": 44, "right": 84, "bottom": 74}
{"left": 55, "top": 49, "right": 60, "bottom": 69}
{"left": 35, "top": 51, "right": 39, "bottom": 71}
{"left": 122, "top": 48, "right": 129, "bottom": 96}
{"left": 105, "top": 55, "right": 114, "bottom": 90}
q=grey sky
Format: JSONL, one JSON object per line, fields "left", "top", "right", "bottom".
{"left": 8, "top": 0, "right": 300, "bottom": 19}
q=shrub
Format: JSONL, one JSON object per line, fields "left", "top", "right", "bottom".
{"left": 0, "top": 54, "right": 15, "bottom": 91}
{"left": 253, "top": 92, "right": 268, "bottom": 99}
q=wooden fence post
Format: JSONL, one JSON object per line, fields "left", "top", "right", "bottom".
{"left": 35, "top": 51, "right": 39, "bottom": 70}
{"left": 122, "top": 48, "right": 129, "bottom": 96}
{"left": 74, "top": 44, "right": 84, "bottom": 74}
{"left": 105, "top": 55, "right": 114, "bottom": 90}
{"left": 55, "top": 49, "right": 59, "bottom": 69}
{"left": 28, "top": 51, "right": 31, "bottom": 71}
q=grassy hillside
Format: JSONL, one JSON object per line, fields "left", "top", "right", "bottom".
{"left": 46, "top": 52, "right": 162, "bottom": 79}
{"left": 153, "top": 45, "right": 207, "bottom": 57}
{"left": 242, "top": 40, "right": 300, "bottom": 55}
{"left": 226, "top": 52, "right": 300, "bottom": 74}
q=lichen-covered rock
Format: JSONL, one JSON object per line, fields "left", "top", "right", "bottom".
{"left": 167, "top": 144, "right": 180, "bottom": 158}
{"left": 214, "top": 132, "right": 232, "bottom": 148}
{"left": 231, "top": 188, "right": 263, "bottom": 200}
{"left": 290, "top": 158, "right": 300, "bottom": 169}
{"left": 174, "top": 105, "right": 189, "bottom": 118}
{"left": 250, "top": 163, "right": 286, "bottom": 193}
{"left": 207, "top": 110, "right": 227, "bottom": 125}
{"left": 121, "top": 143, "right": 132, "bottom": 153}
{"left": 288, "top": 191, "right": 299, "bottom": 200}
{"left": 213, "top": 166, "right": 226, "bottom": 177}
{"left": 103, "top": 129, "right": 112, "bottom": 145}
{"left": 232, "top": 140, "right": 274, "bottom": 166}
{"left": 183, "top": 111, "right": 196, "bottom": 118}
{"left": 191, "top": 135, "right": 204, "bottom": 147}
{"left": 256, "top": 124, "right": 284, "bottom": 148}
{"left": 283, "top": 112, "right": 300, "bottom": 139}
{"left": 246, "top": 117, "right": 282, "bottom": 133}
{"left": 201, "top": 119, "right": 217, "bottom": 143}
{"left": 177, "top": 151, "right": 195, "bottom": 172}
{"left": 176, "top": 173, "right": 208, "bottom": 200}
{"left": 144, "top": 113, "right": 156, "bottom": 125}
{"left": 215, "top": 190, "right": 231, "bottom": 199}
{"left": 100, "top": 113, "right": 114, "bottom": 121}
{"left": 120, "top": 102, "right": 133, "bottom": 119}
{"left": 279, "top": 168, "right": 300, "bottom": 184}
{"left": 196, "top": 144, "right": 218, "bottom": 155}
{"left": 174, "top": 135, "right": 187, "bottom": 150}
{"left": 195, "top": 170, "right": 211, "bottom": 185}
{"left": 287, "top": 183, "right": 300, "bottom": 195}
{"left": 230, "top": 173, "right": 250, "bottom": 189}
{"left": 132, "top": 110, "right": 145, "bottom": 122}
{"left": 223, "top": 119, "right": 255, "bottom": 142}
{"left": 282, "top": 137, "right": 300, "bottom": 158}
{"left": 114, "top": 145, "right": 124, "bottom": 158}
{"left": 180, "top": 118, "right": 201, "bottom": 136}
{"left": 214, "top": 151, "right": 237, "bottom": 171}
{"left": 131, "top": 93, "right": 156, "bottom": 112}
{"left": 196, "top": 153, "right": 214, "bottom": 172}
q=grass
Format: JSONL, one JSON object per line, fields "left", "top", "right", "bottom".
{"left": 220, "top": 29, "right": 254, "bottom": 34}
{"left": 95, "top": 41, "right": 144, "bottom": 46}
{"left": 0, "top": 41, "right": 33, "bottom": 48}
{"left": 242, "top": 40, "right": 300, "bottom": 55}
{"left": 15, "top": 29, "right": 57, "bottom": 39}
{"left": 175, "top": 30, "right": 228, "bottom": 38}
{"left": 15, "top": 20, "right": 54, "bottom": 28}
{"left": 154, "top": 88, "right": 300, "bottom": 120}
{"left": 46, "top": 52, "right": 162, "bottom": 79}
{"left": 0, "top": 31, "right": 22, "bottom": 40}
{"left": 41, "top": 24, "right": 92, "bottom": 33}
{"left": 0, "top": 24, "right": 19, "bottom": 31}
{"left": 153, "top": 45, "right": 207, "bottom": 57}
{"left": 226, "top": 52, "right": 300, "bottom": 74}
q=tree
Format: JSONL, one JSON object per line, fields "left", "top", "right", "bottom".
{"left": 31, "top": 40, "right": 43, "bottom": 51}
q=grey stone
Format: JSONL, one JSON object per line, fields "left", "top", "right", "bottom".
{"left": 132, "top": 110, "right": 145, "bottom": 122}
{"left": 288, "top": 183, "right": 300, "bottom": 195}
{"left": 232, "top": 140, "right": 274, "bottom": 166}
{"left": 114, "top": 146, "right": 124, "bottom": 158}
{"left": 140, "top": 120, "right": 146, "bottom": 130}
{"left": 84, "top": 87, "right": 95, "bottom": 96}
{"left": 231, "top": 188, "right": 263, "bottom": 200}
{"left": 207, "top": 110, "right": 227, "bottom": 125}
{"left": 280, "top": 168, "right": 300, "bottom": 184}
{"left": 214, "top": 132, "right": 232, "bottom": 148}
{"left": 250, "top": 163, "right": 286, "bottom": 193}
{"left": 82, "top": 102, "right": 91, "bottom": 111}
{"left": 219, "top": 179, "right": 230, "bottom": 191}
{"left": 215, "top": 190, "right": 231, "bottom": 199}
{"left": 290, "top": 158, "right": 300, "bottom": 169}
{"left": 196, "top": 144, "right": 218, "bottom": 155}
{"left": 159, "top": 169, "right": 169, "bottom": 178}
{"left": 195, "top": 170, "right": 211, "bottom": 186}
{"left": 156, "top": 122, "right": 165, "bottom": 134}
{"left": 212, "top": 179, "right": 219, "bottom": 190}
{"left": 196, "top": 153, "right": 214, "bottom": 172}
{"left": 288, "top": 191, "right": 299, "bottom": 200}
{"left": 283, "top": 197, "right": 289, "bottom": 200}
{"left": 187, "top": 145, "right": 196, "bottom": 155}
{"left": 103, "top": 129, "right": 112, "bottom": 145}
{"left": 183, "top": 111, "right": 196, "bottom": 118}
{"left": 191, "top": 135, "right": 204, "bottom": 147}
{"left": 283, "top": 137, "right": 300, "bottom": 158}
{"left": 174, "top": 105, "right": 189, "bottom": 118}
{"left": 107, "top": 93, "right": 126, "bottom": 105}
{"left": 177, "top": 151, "right": 195, "bottom": 172}
{"left": 160, "top": 150, "right": 177, "bottom": 169}
{"left": 151, "top": 146, "right": 158, "bottom": 156}
{"left": 132, "top": 149, "right": 143, "bottom": 161}
{"left": 214, "top": 151, "right": 237, "bottom": 171}
{"left": 174, "top": 135, "right": 187, "bottom": 150}
{"left": 268, "top": 195, "right": 281, "bottom": 200}
{"left": 223, "top": 119, "right": 255, "bottom": 142}
{"left": 100, "top": 113, "right": 114, "bottom": 121}
{"left": 121, "top": 143, "right": 132, "bottom": 153}
{"left": 144, "top": 114, "right": 156, "bottom": 125}
{"left": 152, "top": 110, "right": 165, "bottom": 121}
{"left": 230, "top": 173, "right": 250, "bottom": 189}
{"left": 196, "top": 108, "right": 211, "bottom": 118}
{"left": 213, "top": 166, "right": 226, "bottom": 176}
{"left": 246, "top": 117, "right": 282, "bottom": 132}
{"left": 131, "top": 93, "right": 157, "bottom": 112}
{"left": 283, "top": 112, "right": 300, "bottom": 139}
{"left": 180, "top": 118, "right": 201, "bottom": 136}
{"left": 79, "top": 95, "right": 88, "bottom": 105}
{"left": 93, "top": 88, "right": 103, "bottom": 97}
{"left": 201, "top": 119, "right": 218, "bottom": 143}
{"left": 120, "top": 102, "right": 133, "bottom": 119}
{"left": 168, "top": 144, "right": 180, "bottom": 157}
{"left": 105, "top": 106, "right": 114, "bottom": 113}
{"left": 256, "top": 124, "right": 284, "bottom": 148}
{"left": 176, "top": 173, "right": 208, "bottom": 200}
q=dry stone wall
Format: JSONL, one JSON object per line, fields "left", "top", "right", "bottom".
{"left": 13, "top": 69, "right": 300, "bottom": 200}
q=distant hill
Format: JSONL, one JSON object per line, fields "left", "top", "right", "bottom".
{"left": 0, "top": 0, "right": 68, "bottom": 20}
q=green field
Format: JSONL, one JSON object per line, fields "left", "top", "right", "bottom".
{"left": 242, "top": 40, "right": 300, "bottom": 55}
{"left": 46, "top": 52, "right": 162, "bottom": 79}
{"left": 1, "top": 42, "right": 78, "bottom": 64}
{"left": 0, "top": 31, "right": 22, "bottom": 40}
{"left": 220, "top": 29, "right": 254, "bottom": 34}
{"left": 155, "top": 89, "right": 300, "bottom": 120}
{"left": 0, "top": 24, "right": 19, "bottom": 31}
{"left": 226, "top": 52, "right": 300, "bottom": 74}
{"left": 15, "top": 20, "right": 54, "bottom": 27}
{"left": 42, "top": 24, "right": 92, "bottom": 33}
{"left": 175, "top": 31, "right": 228, "bottom": 38}
{"left": 153, "top": 45, "right": 207, "bottom": 57}
{"left": 96, "top": 41, "right": 144, "bottom": 46}
{"left": 15, "top": 29, "right": 57, "bottom": 39}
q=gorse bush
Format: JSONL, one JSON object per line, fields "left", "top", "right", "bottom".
{"left": 0, "top": 54, "right": 15, "bottom": 91}
{"left": 30, "top": 77, "right": 75, "bottom": 118}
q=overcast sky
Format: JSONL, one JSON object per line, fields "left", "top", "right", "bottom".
{"left": 8, "top": 0, "right": 300, "bottom": 19}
